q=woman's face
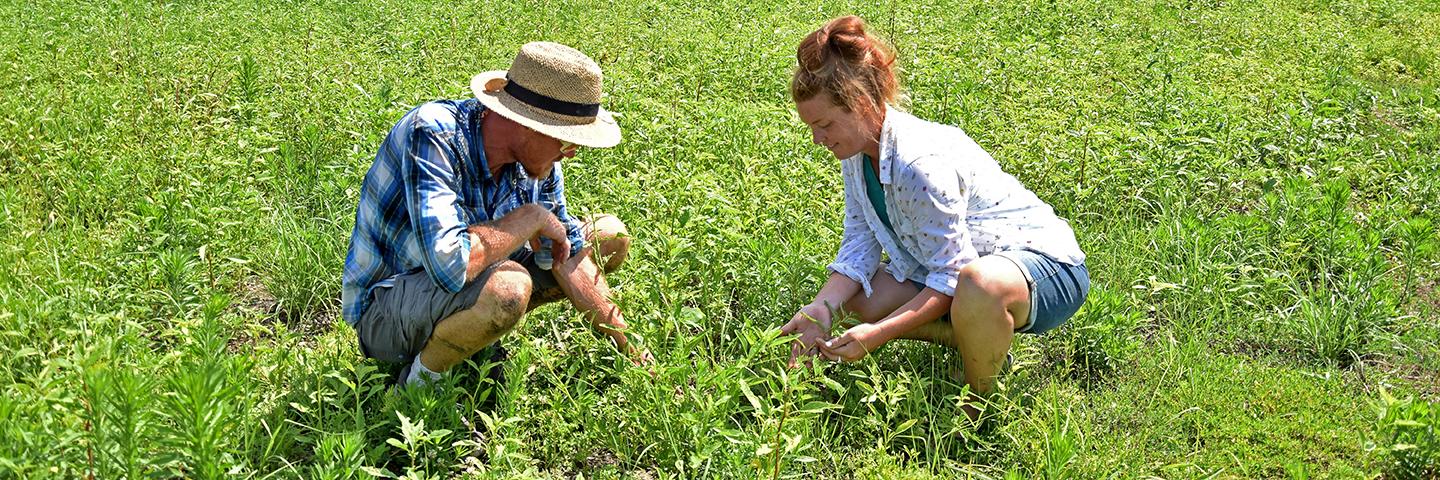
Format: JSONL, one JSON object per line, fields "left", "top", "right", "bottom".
{"left": 796, "top": 94, "right": 878, "bottom": 160}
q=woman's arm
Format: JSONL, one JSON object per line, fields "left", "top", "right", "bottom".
{"left": 783, "top": 272, "right": 862, "bottom": 367}
{"left": 874, "top": 287, "right": 951, "bottom": 341}
{"left": 821, "top": 154, "right": 971, "bottom": 362}
{"left": 809, "top": 271, "right": 862, "bottom": 324}
{"left": 818, "top": 287, "right": 950, "bottom": 362}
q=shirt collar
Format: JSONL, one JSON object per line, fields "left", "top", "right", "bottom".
{"left": 461, "top": 99, "right": 495, "bottom": 183}
{"left": 876, "top": 105, "right": 903, "bottom": 185}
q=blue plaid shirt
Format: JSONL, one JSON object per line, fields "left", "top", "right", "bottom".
{"left": 341, "top": 98, "right": 585, "bottom": 326}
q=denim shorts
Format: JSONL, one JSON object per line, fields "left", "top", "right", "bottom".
{"left": 991, "top": 249, "right": 1090, "bottom": 334}
{"left": 911, "top": 249, "right": 1089, "bottom": 334}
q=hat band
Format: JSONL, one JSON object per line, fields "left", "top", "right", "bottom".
{"left": 504, "top": 76, "right": 600, "bottom": 118}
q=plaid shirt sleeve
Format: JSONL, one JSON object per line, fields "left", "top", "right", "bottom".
{"left": 401, "top": 123, "right": 473, "bottom": 293}
{"left": 545, "top": 164, "right": 586, "bottom": 257}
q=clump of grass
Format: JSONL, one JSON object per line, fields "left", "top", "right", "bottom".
{"left": 1287, "top": 275, "right": 1395, "bottom": 368}
{"left": 1054, "top": 286, "right": 1144, "bottom": 384}
{"left": 260, "top": 209, "right": 345, "bottom": 321}
{"left": 1260, "top": 179, "right": 1400, "bottom": 366}
{"left": 1036, "top": 405, "right": 1078, "bottom": 480}
{"left": 1370, "top": 387, "right": 1439, "bottom": 479}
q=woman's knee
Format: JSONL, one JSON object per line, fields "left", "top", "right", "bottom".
{"left": 949, "top": 259, "right": 1026, "bottom": 329}
{"left": 842, "top": 265, "right": 918, "bottom": 323}
{"left": 841, "top": 294, "right": 882, "bottom": 323}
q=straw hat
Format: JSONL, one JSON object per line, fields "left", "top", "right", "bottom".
{"left": 472, "top": 42, "right": 621, "bottom": 148}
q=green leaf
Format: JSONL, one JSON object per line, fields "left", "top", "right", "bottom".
{"left": 739, "top": 379, "right": 763, "bottom": 411}
{"left": 798, "top": 400, "right": 836, "bottom": 414}
{"left": 715, "top": 428, "right": 747, "bottom": 443}
{"left": 360, "top": 466, "right": 396, "bottom": 478}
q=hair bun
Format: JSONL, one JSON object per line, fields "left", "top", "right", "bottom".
{"left": 824, "top": 16, "right": 870, "bottom": 62}
{"left": 791, "top": 15, "right": 900, "bottom": 114}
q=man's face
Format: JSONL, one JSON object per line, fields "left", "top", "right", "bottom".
{"left": 513, "top": 126, "right": 579, "bottom": 179}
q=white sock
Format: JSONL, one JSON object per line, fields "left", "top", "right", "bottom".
{"left": 405, "top": 355, "right": 443, "bottom": 386}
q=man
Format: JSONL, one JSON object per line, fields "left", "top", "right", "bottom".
{"left": 342, "top": 42, "right": 648, "bottom": 387}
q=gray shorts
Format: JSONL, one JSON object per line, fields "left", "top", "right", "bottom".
{"left": 356, "top": 253, "right": 559, "bottom": 363}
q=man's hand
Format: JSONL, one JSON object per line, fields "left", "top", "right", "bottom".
{"left": 605, "top": 325, "right": 655, "bottom": 366}
{"left": 781, "top": 303, "right": 833, "bottom": 368}
{"left": 818, "top": 322, "right": 886, "bottom": 363}
{"left": 465, "top": 203, "right": 572, "bottom": 280}
{"left": 527, "top": 205, "right": 571, "bottom": 266}
{"left": 619, "top": 340, "right": 656, "bottom": 367}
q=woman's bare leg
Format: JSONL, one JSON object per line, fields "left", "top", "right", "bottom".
{"left": 839, "top": 265, "right": 956, "bottom": 347}
{"left": 949, "top": 256, "right": 1031, "bottom": 419}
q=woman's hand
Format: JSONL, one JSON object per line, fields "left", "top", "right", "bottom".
{"left": 818, "top": 322, "right": 887, "bottom": 363}
{"left": 781, "top": 303, "right": 833, "bottom": 368}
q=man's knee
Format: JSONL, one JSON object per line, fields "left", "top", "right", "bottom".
{"left": 587, "top": 214, "right": 630, "bottom": 273}
{"left": 480, "top": 261, "right": 533, "bottom": 331}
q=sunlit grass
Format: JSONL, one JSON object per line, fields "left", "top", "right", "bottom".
{"left": 1, "top": 0, "right": 1437, "bottom": 477}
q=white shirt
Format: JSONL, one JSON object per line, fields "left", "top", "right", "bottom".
{"left": 827, "top": 109, "right": 1086, "bottom": 298}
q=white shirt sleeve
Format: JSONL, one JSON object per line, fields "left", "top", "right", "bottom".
{"left": 826, "top": 173, "right": 882, "bottom": 297}
{"left": 890, "top": 154, "right": 977, "bottom": 297}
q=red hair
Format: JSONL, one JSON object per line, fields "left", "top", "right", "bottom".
{"left": 790, "top": 16, "right": 900, "bottom": 124}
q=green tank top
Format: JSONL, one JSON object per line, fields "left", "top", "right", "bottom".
{"left": 863, "top": 155, "right": 895, "bottom": 233}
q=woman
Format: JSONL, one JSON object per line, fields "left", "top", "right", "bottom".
{"left": 780, "top": 16, "right": 1090, "bottom": 418}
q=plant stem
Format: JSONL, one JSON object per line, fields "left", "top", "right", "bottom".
{"left": 770, "top": 379, "right": 791, "bottom": 480}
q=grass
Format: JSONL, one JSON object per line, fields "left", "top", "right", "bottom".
{"left": 2, "top": 0, "right": 1439, "bottom": 477}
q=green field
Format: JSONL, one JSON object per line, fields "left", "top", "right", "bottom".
{"left": 3, "top": 0, "right": 1439, "bottom": 477}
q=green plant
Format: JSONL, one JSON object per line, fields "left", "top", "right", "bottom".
{"left": 1057, "top": 287, "right": 1144, "bottom": 384}
{"left": 1395, "top": 217, "right": 1437, "bottom": 290}
{"left": 366, "top": 412, "right": 456, "bottom": 480}
{"left": 1037, "top": 407, "right": 1078, "bottom": 480}
{"left": 156, "top": 296, "right": 249, "bottom": 478}
{"left": 718, "top": 329, "right": 836, "bottom": 478}
{"left": 309, "top": 431, "right": 366, "bottom": 480}
{"left": 81, "top": 356, "right": 156, "bottom": 479}
{"left": 1371, "top": 388, "right": 1439, "bottom": 479}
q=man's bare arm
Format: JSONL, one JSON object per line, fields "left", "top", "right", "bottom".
{"left": 464, "top": 204, "right": 570, "bottom": 281}
{"left": 551, "top": 246, "right": 643, "bottom": 357}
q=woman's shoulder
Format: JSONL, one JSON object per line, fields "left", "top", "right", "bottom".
{"left": 887, "top": 115, "right": 971, "bottom": 173}
{"left": 888, "top": 108, "right": 967, "bottom": 136}
{"left": 887, "top": 109, "right": 983, "bottom": 159}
